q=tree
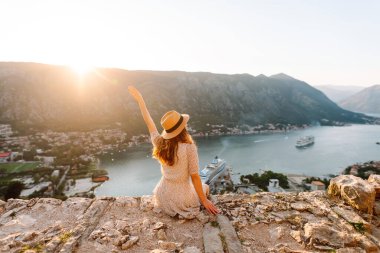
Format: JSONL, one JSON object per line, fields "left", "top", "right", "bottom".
{"left": 5, "top": 181, "right": 25, "bottom": 200}
{"left": 23, "top": 149, "right": 37, "bottom": 161}
{"left": 240, "top": 170, "right": 289, "bottom": 191}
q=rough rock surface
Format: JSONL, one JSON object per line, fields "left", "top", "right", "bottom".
{"left": 369, "top": 174, "right": 380, "bottom": 197}
{"left": 328, "top": 175, "right": 376, "bottom": 214}
{"left": 215, "top": 190, "right": 379, "bottom": 253}
{"left": 0, "top": 181, "right": 379, "bottom": 252}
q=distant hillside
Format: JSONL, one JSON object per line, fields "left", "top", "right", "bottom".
{"left": 0, "top": 62, "right": 374, "bottom": 134}
{"left": 314, "top": 85, "right": 363, "bottom": 103}
{"left": 339, "top": 85, "right": 380, "bottom": 114}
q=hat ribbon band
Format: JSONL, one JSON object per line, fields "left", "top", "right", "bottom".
{"left": 165, "top": 115, "right": 184, "bottom": 133}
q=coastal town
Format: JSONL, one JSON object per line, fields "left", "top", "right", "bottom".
{"left": 0, "top": 123, "right": 137, "bottom": 200}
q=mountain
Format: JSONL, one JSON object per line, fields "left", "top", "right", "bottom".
{"left": 314, "top": 85, "right": 363, "bottom": 103}
{"left": 339, "top": 85, "right": 380, "bottom": 114}
{"left": 270, "top": 73, "right": 297, "bottom": 81}
{"left": 0, "top": 62, "right": 374, "bottom": 134}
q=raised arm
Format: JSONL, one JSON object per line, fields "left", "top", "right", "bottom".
{"left": 128, "top": 86, "right": 158, "bottom": 134}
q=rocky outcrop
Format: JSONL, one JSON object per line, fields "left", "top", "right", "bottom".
{"left": 0, "top": 196, "right": 205, "bottom": 253}
{"left": 328, "top": 175, "right": 376, "bottom": 215}
{"left": 0, "top": 179, "right": 379, "bottom": 252}
{"left": 215, "top": 191, "right": 379, "bottom": 253}
{"left": 368, "top": 175, "right": 380, "bottom": 198}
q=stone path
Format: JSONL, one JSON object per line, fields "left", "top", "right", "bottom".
{"left": 202, "top": 215, "right": 243, "bottom": 253}
{"left": 202, "top": 223, "right": 224, "bottom": 253}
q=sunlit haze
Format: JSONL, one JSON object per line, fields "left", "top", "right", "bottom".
{"left": 70, "top": 63, "right": 93, "bottom": 77}
{"left": 0, "top": 0, "right": 379, "bottom": 86}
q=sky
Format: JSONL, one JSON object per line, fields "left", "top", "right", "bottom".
{"left": 0, "top": 0, "right": 379, "bottom": 86}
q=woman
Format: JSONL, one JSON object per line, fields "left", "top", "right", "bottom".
{"left": 128, "top": 86, "right": 219, "bottom": 218}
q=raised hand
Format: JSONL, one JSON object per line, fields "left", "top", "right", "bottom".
{"left": 128, "top": 86, "right": 143, "bottom": 102}
{"left": 127, "top": 85, "right": 158, "bottom": 134}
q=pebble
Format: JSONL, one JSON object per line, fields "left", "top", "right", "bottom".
{"left": 150, "top": 249, "right": 168, "bottom": 253}
{"left": 196, "top": 212, "right": 209, "bottom": 224}
{"left": 290, "top": 230, "right": 302, "bottom": 243}
{"left": 142, "top": 218, "right": 151, "bottom": 228}
{"left": 157, "top": 229, "right": 167, "bottom": 240}
{"left": 158, "top": 240, "right": 182, "bottom": 251}
{"left": 113, "top": 235, "right": 129, "bottom": 246}
{"left": 121, "top": 236, "right": 139, "bottom": 250}
{"left": 177, "top": 219, "right": 187, "bottom": 224}
{"left": 153, "top": 222, "right": 167, "bottom": 230}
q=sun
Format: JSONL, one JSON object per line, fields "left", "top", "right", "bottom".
{"left": 69, "top": 62, "right": 93, "bottom": 76}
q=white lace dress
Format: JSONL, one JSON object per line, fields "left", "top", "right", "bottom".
{"left": 150, "top": 130, "right": 209, "bottom": 219}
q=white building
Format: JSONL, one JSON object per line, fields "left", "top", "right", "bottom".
{"left": 36, "top": 156, "right": 55, "bottom": 165}
{"left": 0, "top": 124, "right": 12, "bottom": 138}
{"left": 311, "top": 181, "right": 325, "bottom": 191}
{"left": 10, "top": 152, "right": 19, "bottom": 161}
{"left": 268, "top": 179, "right": 286, "bottom": 193}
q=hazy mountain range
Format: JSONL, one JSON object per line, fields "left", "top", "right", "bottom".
{"left": 314, "top": 85, "right": 363, "bottom": 103}
{"left": 0, "top": 62, "right": 375, "bottom": 135}
{"left": 339, "top": 85, "right": 380, "bottom": 114}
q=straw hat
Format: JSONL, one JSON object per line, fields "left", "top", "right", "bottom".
{"left": 160, "top": 110, "right": 189, "bottom": 139}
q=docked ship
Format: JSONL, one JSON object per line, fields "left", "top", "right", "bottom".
{"left": 295, "top": 136, "right": 315, "bottom": 148}
{"left": 199, "top": 156, "right": 227, "bottom": 184}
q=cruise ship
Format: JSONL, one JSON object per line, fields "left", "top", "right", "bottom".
{"left": 295, "top": 136, "right": 315, "bottom": 148}
{"left": 199, "top": 156, "right": 227, "bottom": 184}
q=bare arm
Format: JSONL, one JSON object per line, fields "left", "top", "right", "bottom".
{"left": 191, "top": 174, "right": 207, "bottom": 203}
{"left": 191, "top": 174, "right": 220, "bottom": 215}
{"left": 128, "top": 86, "right": 158, "bottom": 134}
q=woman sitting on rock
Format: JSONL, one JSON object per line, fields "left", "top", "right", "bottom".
{"left": 128, "top": 86, "right": 220, "bottom": 218}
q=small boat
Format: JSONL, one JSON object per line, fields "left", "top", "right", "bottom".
{"left": 295, "top": 136, "right": 314, "bottom": 148}
{"left": 376, "top": 142, "right": 380, "bottom": 145}
{"left": 92, "top": 175, "right": 109, "bottom": 182}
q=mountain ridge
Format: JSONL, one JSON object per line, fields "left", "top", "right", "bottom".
{"left": 0, "top": 62, "right": 375, "bottom": 134}
{"left": 315, "top": 85, "right": 365, "bottom": 103}
{"left": 270, "top": 73, "right": 297, "bottom": 81}
{"left": 339, "top": 85, "right": 380, "bottom": 114}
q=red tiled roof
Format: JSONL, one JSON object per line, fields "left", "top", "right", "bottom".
{"left": 311, "top": 181, "right": 325, "bottom": 186}
{"left": 0, "top": 152, "right": 11, "bottom": 158}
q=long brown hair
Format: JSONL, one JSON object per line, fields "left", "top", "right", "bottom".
{"left": 153, "top": 128, "right": 194, "bottom": 166}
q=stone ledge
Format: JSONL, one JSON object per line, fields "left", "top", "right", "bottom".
{"left": 0, "top": 183, "right": 379, "bottom": 252}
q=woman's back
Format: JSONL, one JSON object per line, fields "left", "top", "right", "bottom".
{"left": 151, "top": 130, "right": 199, "bottom": 182}
{"left": 151, "top": 130, "right": 206, "bottom": 218}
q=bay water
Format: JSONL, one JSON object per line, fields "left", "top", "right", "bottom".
{"left": 95, "top": 124, "right": 380, "bottom": 197}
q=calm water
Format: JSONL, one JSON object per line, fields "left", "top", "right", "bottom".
{"left": 95, "top": 124, "right": 380, "bottom": 197}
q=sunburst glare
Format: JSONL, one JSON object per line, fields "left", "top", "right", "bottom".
{"left": 69, "top": 62, "right": 93, "bottom": 76}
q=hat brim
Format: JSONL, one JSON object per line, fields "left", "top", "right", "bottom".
{"left": 161, "top": 114, "right": 190, "bottom": 139}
